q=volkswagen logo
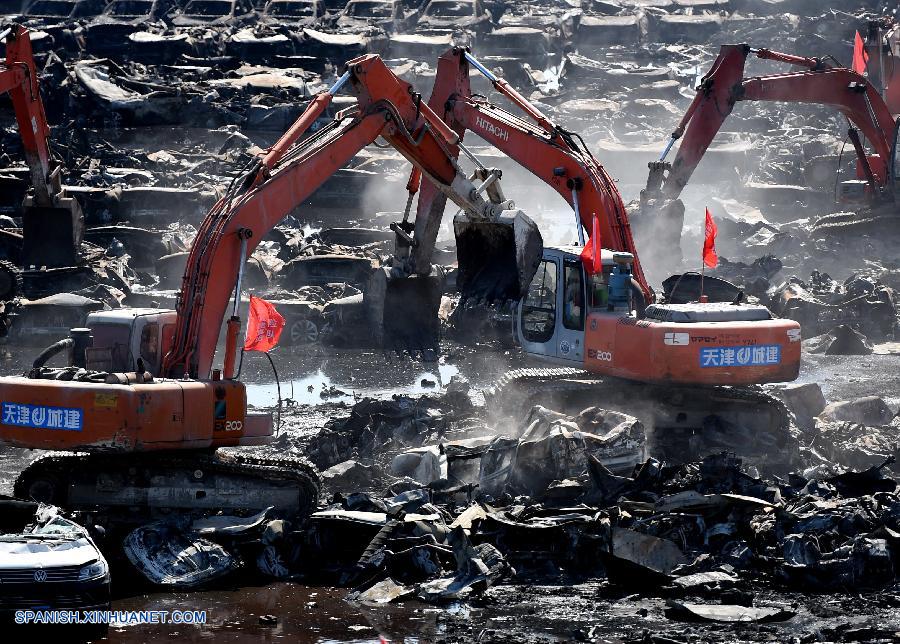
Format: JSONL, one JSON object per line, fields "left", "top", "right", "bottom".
{"left": 33, "top": 569, "right": 47, "bottom": 582}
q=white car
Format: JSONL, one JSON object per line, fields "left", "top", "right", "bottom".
{"left": 0, "top": 499, "right": 110, "bottom": 632}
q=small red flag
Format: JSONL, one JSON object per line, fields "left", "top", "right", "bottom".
{"left": 243, "top": 295, "right": 285, "bottom": 352}
{"left": 702, "top": 208, "right": 718, "bottom": 269}
{"left": 580, "top": 213, "right": 602, "bottom": 275}
{"left": 852, "top": 30, "right": 869, "bottom": 75}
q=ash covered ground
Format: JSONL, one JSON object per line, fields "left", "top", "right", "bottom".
{"left": 0, "top": 0, "right": 899, "bottom": 642}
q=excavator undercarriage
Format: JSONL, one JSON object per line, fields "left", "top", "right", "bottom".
{"left": 14, "top": 450, "right": 319, "bottom": 519}
{"left": 485, "top": 368, "right": 798, "bottom": 472}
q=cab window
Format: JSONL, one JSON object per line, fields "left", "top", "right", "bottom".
{"left": 563, "top": 261, "right": 585, "bottom": 331}
{"left": 139, "top": 323, "right": 160, "bottom": 372}
{"left": 521, "top": 259, "right": 557, "bottom": 343}
{"left": 86, "top": 323, "right": 131, "bottom": 372}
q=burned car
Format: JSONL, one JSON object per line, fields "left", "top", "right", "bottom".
{"left": 261, "top": 0, "right": 326, "bottom": 26}
{"left": 172, "top": 0, "right": 255, "bottom": 26}
{"left": 84, "top": 0, "right": 167, "bottom": 56}
{"left": 0, "top": 499, "right": 110, "bottom": 623}
{"left": 302, "top": 26, "right": 387, "bottom": 58}
{"left": 225, "top": 25, "right": 297, "bottom": 61}
{"left": 335, "top": 0, "right": 412, "bottom": 32}
{"left": 416, "top": 0, "right": 492, "bottom": 34}
{"left": 20, "top": 0, "right": 105, "bottom": 47}
{"left": 279, "top": 254, "right": 377, "bottom": 290}
{"left": 480, "top": 25, "right": 553, "bottom": 63}
{"left": 22, "top": 0, "right": 104, "bottom": 20}
{"left": 96, "top": 0, "right": 166, "bottom": 22}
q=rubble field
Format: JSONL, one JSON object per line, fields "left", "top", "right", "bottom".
{"left": 1, "top": 347, "right": 899, "bottom": 642}
{"left": 0, "top": 0, "right": 898, "bottom": 641}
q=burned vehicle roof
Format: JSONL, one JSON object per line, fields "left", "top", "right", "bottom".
{"left": 335, "top": 0, "right": 409, "bottom": 32}
{"left": 84, "top": 0, "right": 166, "bottom": 52}
{"left": 99, "top": 0, "right": 162, "bottom": 19}
{"left": 172, "top": 0, "right": 254, "bottom": 25}
{"left": 262, "top": 0, "right": 326, "bottom": 25}
{"left": 303, "top": 26, "right": 387, "bottom": 57}
{"left": 23, "top": 0, "right": 78, "bottom": 18}
{"left": 480, "top": 25, "right": 552, "bottom": 59}
{"left": 417, "top": 0, "right": 491, "bottom": 31}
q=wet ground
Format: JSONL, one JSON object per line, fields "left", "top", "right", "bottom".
{"left": 1, "top": 343, "right": 899, "bottom": 642}
{"left": 98, "top": 578, "right": 900, "bottom": 643}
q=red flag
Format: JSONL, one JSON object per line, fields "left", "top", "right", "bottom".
{"left": 852, "top": 30, "right": 869, "bottom": 75}
{"left": 243, "top": 295, "right": 285, "bottom": 352}
{"left": 580, "top": 213, "right": 602, "bottom": 275}
{"left": 702, "top": 208, "right": 718, "bottom": 269}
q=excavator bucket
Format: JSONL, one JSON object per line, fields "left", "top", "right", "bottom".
{"left": 453, "top": 209, "right": 544, "bottom": 303}
{"left": 21, "top": 197, "right": 84, "bottom": 269}
{"left": 365, "top": 267, "right": 446, "bottom": 354}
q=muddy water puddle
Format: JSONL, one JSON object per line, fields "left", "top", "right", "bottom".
{"left": 244, "top": 364, "right": 462, "bottom": 408}
{"left": 105, "top": 583, "right": 441, "bottom": 643}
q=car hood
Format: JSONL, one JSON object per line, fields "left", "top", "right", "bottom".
{"left": 418, "top": 15, "right": 479, "bottom": 28}
{"left": 229, "top": 27, "right": 290, "bottom": 43}
{"left": 0, "top": 536, "right": 98, "bottom": 569}
{"left": 172, "top": 15, "right": 230, "bottom": 25}
{"left": 336, "top": 16, "right": 384, "bottom": 28}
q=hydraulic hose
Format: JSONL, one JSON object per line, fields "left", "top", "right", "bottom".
{"left": 32, "top": 337, "right": 72, "bottom": 370}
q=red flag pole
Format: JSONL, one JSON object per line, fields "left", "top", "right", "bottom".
{"left": 700, "top": 226, "right": 706, "bottom": 302}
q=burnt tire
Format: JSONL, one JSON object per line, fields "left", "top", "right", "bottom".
{"left": 0, "top": 259, "right": 22, "bottom": 301}
{"left": 288, "top": 318, "right": 319, "bottom": 345}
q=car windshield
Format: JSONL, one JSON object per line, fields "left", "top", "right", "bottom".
{"left": 25, "top": 0, "right": 75, "bottom": 16}
{"left": 0, "top": 516, "right": 82, "bottom": 541}
{"left": 345, "top": 0, "right": 391, "bottom": 18}
{"left": 268, "top": 0, "right": 313, "bottom": 16}
{"left": 109, "top": 0, "right": 152, "bottom": 15}
{"left": 32, "top": 516, "right": 82, "bottom": 538}
{"left": 183, "top": 0, "right": 232, "bottom": 16}
{"left": 425, "top": 0, "right": 472, "bottom": 17}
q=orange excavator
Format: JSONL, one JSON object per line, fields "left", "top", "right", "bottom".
{"left": 0, "top": 25, "right": 83, "bottom": 279}
{"left": 2, "top": 53, "right": 543, "bottom": 515}
{"left": 396, "top": 49, "right": 802, "bottom": 459}
{"left": 640, "top": 40, "right": 900, "bottom": 247}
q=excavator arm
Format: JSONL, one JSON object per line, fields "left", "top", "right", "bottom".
{"left": 1, "top": 25, "right": 57, "bottom": 206}
{"left": 409, "top": 48, "right": 652, "bottom": 302}
{"left": 0, "top": 25, "right": 83, "bottom": 269}
{"left": 655, "top": 44, "right": 898, "bottom": 201}
{"left": 162, "top": 54, "right": 532, "bottom": 379}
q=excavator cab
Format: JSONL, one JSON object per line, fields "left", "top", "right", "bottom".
{"left": 515, "top": 246, "right": 801, "bottom": 385}
{"left": 82, "top": 309, "right": 177, "bottom": 376}
{"left": 515, "top": 246, "right": 620, "bottom": 364}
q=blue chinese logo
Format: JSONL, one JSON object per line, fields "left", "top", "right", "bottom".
{"left": 2, "top": 403, "right": 83, "bottom": 431}
{"left": 699, "top": 345, "right": 781, "bottom": 368}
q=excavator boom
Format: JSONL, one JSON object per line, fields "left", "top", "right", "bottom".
{"left": 0, "top": 25, "right": 83, "bottom": 270}
{"left": 158, "top": 53, "right": 539, "bottom": 377}
{"left": 410, "top": 48, "right": 653, "bottom": 303}
{"left": 655, "top": 44, "right": 898, "bottom": 202}
{"left": 412, "top": 49, "right": 799, "bottom": 391}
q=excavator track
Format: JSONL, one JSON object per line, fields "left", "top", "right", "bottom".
{"left": 13, "top": 450, "right": 320, "bottom": 519}
{"left": 485, "top": 367, "right": 798, "bottom": 471}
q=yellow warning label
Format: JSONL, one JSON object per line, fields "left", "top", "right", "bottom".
{"left": 94, "top": 393, "right": 118, "bottom": 409}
